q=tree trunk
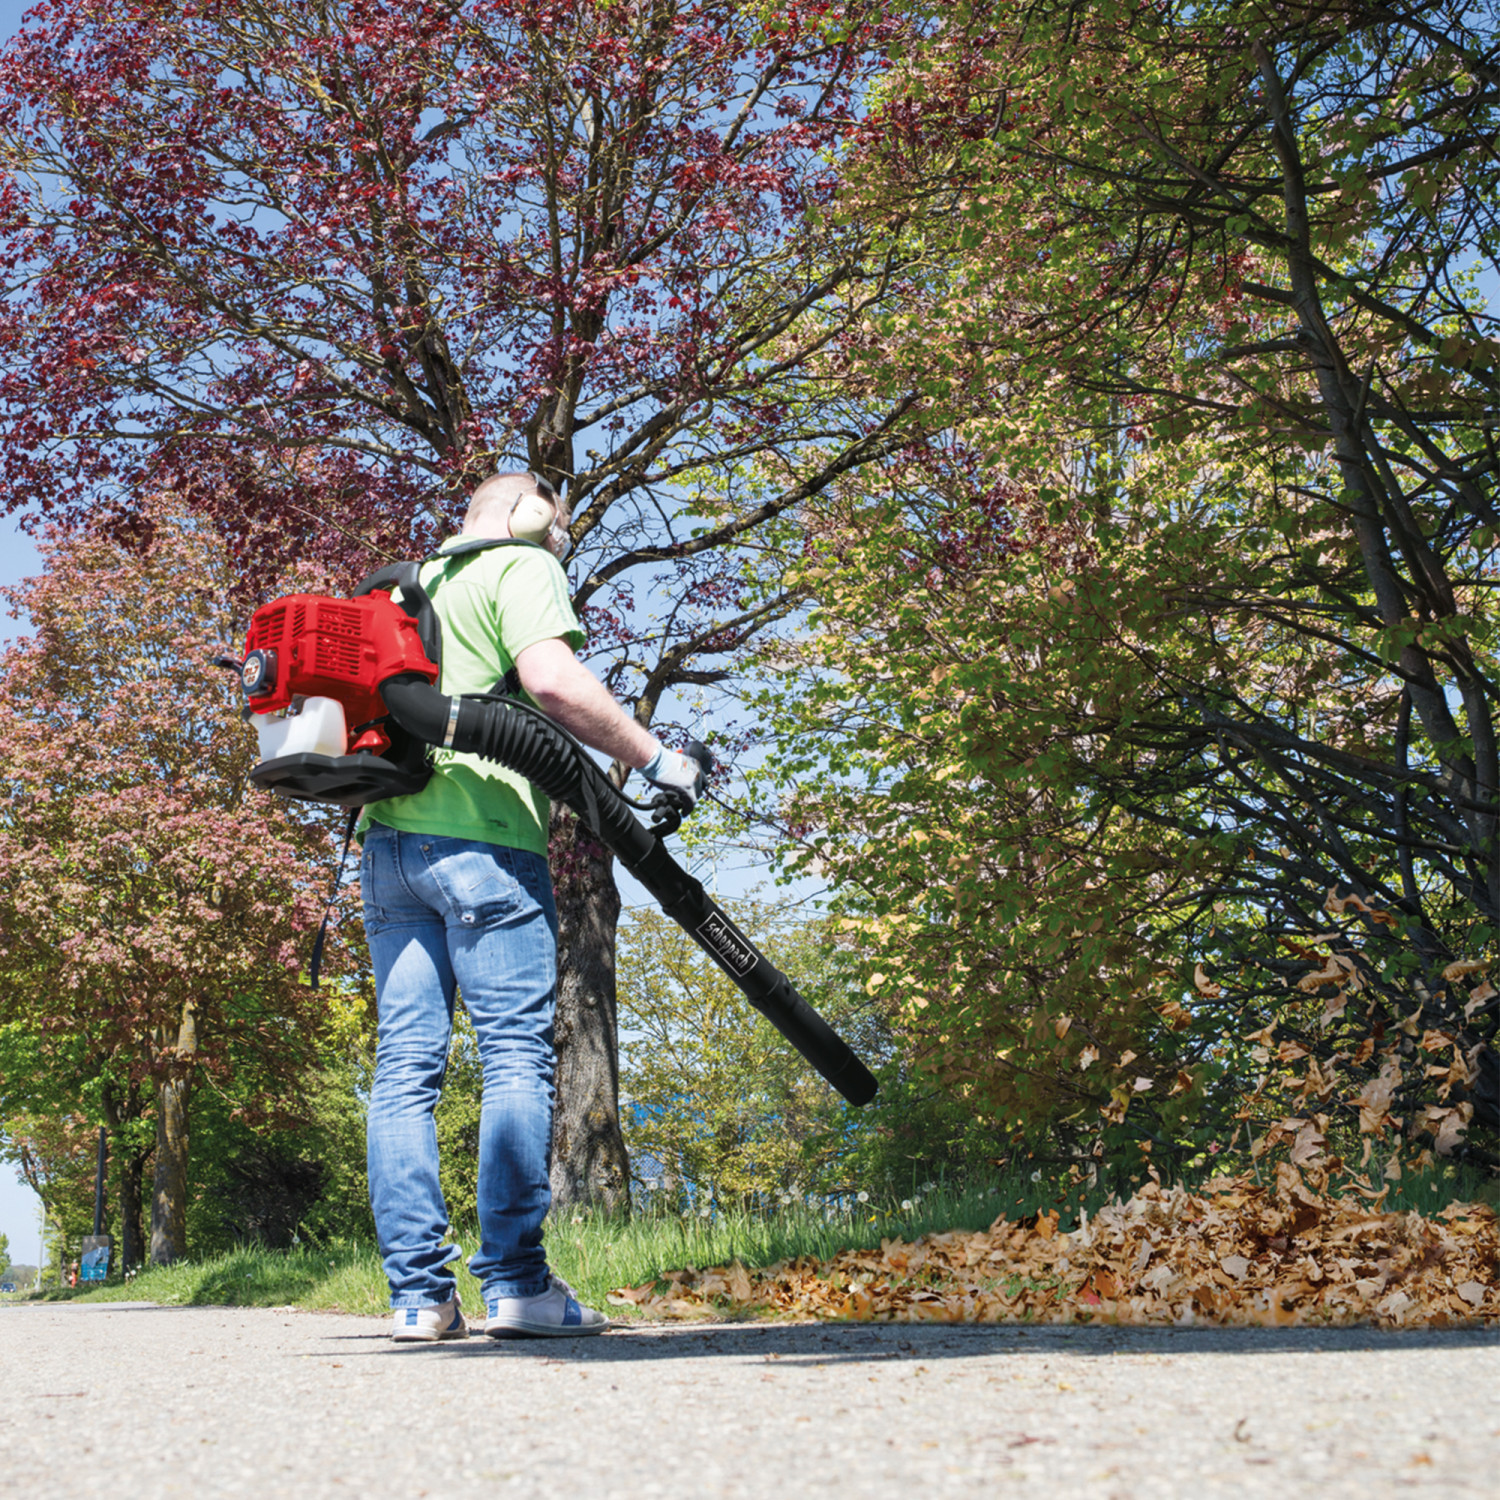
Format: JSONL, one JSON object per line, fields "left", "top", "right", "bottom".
{"left": 119, "top": 1145, "right": 149, "bottom": 1270}
{"left": 548, "top": 806, "right": 630, "bottom": 1213}
{"left": 100, "top": 1083, "right": 149, "bottom": 1270}
{"left": 150, "top": 1001, "right": 196, "bottom": 1265}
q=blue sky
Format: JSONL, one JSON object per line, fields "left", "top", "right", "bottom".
{"left": 1, "top": 513, "right": 42, "bottom": 639}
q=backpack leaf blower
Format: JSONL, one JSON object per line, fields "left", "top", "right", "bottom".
{"left": 228, "top": 540, "right": 878, "bottom": 1108}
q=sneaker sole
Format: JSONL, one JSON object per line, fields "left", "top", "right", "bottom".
{"left": 483, "top": 1320, "right": 608, "bottom": 1339}
{"left": 391, "top": 1328, "right": 469, "bottom": 1342}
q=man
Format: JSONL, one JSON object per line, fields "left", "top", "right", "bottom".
{"left": 359, "top": 471, "right": 702, "bottom": 1342}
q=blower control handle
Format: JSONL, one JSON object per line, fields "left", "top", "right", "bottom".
{"left": 645, "top": 738, "right": 714, "bottom": 835}
{"left": 686, "top": 739, "right": 714, "bottom": 780}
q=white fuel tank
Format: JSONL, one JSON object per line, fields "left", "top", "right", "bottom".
{"left": 254, "top": 695, "right": 348, "bottom": 761}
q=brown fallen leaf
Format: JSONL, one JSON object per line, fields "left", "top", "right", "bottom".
{"left": 1296, "top": 959, "right": 1346, "bottom": 993}
{"left": 1463, "top": 981, "right": 1496, "bottom": 1016}
{"left": 1291, "top": 1121, "right": 1328, "bottom": 1166}
{"left": 609, "top": 1171, "right": 1497, "bottom": 1332}
{"left": 1325, "top": 889, "right": 1397, "bottom": 926}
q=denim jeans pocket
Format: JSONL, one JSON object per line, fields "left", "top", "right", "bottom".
{"left": 360, "top": 824, "right": 405, "bottom": 929}
{"left": 419, "top": 837, "right": 524, "bottom": 925}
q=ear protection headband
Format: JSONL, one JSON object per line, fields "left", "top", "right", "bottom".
{"left": 508, "top": 471, "right": 568, "bottom": 553}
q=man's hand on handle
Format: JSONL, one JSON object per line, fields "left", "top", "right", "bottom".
{"left": 641, "top": 742, "right": 710, "bottom": 810}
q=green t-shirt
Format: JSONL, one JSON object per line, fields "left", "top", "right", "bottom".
{"left": 362, "top": 538, "right": 584, "bottom": 856}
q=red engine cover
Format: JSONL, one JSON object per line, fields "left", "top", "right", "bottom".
{"left": 242, "top": 592, "right": 440, "bottom": 740}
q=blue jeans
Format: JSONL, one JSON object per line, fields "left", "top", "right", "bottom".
{"left": 361, "top": 824, "right": 558, "bottom": 1307}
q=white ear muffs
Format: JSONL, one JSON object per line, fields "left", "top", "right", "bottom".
{"left": 509, "top": 490, "right": 556, "bottom": 544}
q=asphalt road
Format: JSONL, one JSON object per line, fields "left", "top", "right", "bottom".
{"left": 2, "top": 1303, "right": 1496, "bottom": 1498}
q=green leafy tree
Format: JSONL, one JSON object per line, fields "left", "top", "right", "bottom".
{"left": 0, "top": 1112, "right": 101, "bottom": 1256}
{"left": 190, "top": 980, "right": 381, "bottom": 1251}
{"left": 759, "top": 461, "right": 1238, "bottom": 1183}
{"left": 431, "top": 1010, "right": 486, "bottom": 1234}
{"left": 289, "top": 1068, "right": 379, "bottom": 1245}
{"left": 616, "top": 898, "right": 897, "bottom": 1205}
{"left": 764, "top": 0, "right": 1500, "bottom": 1176}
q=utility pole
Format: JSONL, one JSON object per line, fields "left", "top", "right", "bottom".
{"left": 92, "top": 1127, "right": 106, "bottom": 1237}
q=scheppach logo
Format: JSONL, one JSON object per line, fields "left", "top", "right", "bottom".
{"left": 696, "top": 911, "right": 757, "bottom": 977}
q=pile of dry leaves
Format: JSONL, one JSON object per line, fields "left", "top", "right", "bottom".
{"left": 608, "top": 1168, "right": 1497, "bottom": 1327}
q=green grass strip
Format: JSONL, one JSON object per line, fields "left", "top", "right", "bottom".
{"left": 27, "top": 1162, "right": 1493, "bottom": 1319}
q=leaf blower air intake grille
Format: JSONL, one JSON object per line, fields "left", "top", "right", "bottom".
{"left": 242, "top": 592, "right": 439, "bottom": 736}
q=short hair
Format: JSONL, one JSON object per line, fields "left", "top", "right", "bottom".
{"left": 464, "top": 471, "right": 561, "bottom": 533}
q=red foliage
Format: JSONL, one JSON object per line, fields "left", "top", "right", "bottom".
{"left": 0, "top": 2, "right": 902, "bottom": 573}
{"left": 0, "top": 1, "right": 961, "bottom": 793}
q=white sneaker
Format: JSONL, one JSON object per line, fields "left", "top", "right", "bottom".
{"left": 390, "top": 1294, "right": 469, "bottom": 1343}
{"left": 484, "top": 1275, "right": 609, "bottom": 1339}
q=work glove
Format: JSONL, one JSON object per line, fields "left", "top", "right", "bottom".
{"left": 641, "top": 742, "right": 709, "bottom": 810}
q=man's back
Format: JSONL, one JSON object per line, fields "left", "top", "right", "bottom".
{"left": 364, "top": 540, "right": 583, "bottom": 857}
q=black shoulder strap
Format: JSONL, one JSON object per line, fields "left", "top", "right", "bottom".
{"left": 436, "top": 536, "right": 548, "bottom": 563}
{"left": 352, "top": 538, "right": 545, "bottom": 597}
{"left": 352, "top": 559, "right": 437, "bottom": 660}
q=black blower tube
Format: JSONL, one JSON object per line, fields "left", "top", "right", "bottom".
{"left": 380, "top": 676, "right": 878, "bottom": 1107}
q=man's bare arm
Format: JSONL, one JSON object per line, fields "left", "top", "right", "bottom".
{"left": 513, "top": 637, "right": 660, "bottom": 767}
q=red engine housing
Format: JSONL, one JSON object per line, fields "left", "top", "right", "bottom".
{"left": 242, "top": 592, "right": 439, "bottom": 751}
